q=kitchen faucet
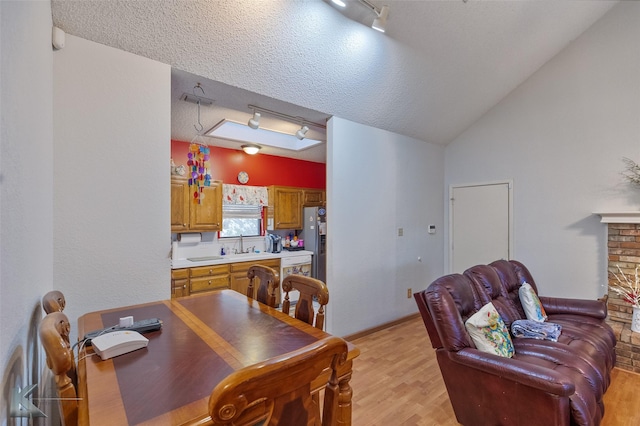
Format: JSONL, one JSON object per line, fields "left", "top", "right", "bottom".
{"left": 234, "top": 235, "right": 254, "bottom": 254}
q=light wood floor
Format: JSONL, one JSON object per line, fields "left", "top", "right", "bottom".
{"left": 349, "top": 316, "right": 640, "bottom": 426}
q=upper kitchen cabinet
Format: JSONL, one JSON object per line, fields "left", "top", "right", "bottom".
{"left": 171, "top": 176, "right": 223, "bottom": 232}
{"left": 268, "top": 185, "right": 303, "bottom": 230}
{"left": 302, "top": 188, "right": 325, "bottom": 207}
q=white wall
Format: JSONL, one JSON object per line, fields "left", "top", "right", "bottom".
{"left": 445, "top": 2, "right": 640, "bottom": 299}
{"left": 53, "top": 35, "right": 171, "bottom": 338}
{"left": 0, "top": 0, "right": 54, "bottom": 420}
{"left": 327, "top": 117, "right": 445, "bottom": 336}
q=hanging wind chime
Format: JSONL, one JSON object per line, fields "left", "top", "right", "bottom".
{"left": 187, "top": 83, "right": 212, "bottom": 204}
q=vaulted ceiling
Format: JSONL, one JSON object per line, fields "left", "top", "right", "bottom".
{"left": 51, "top": 0, "right": 617, "bottom": 162}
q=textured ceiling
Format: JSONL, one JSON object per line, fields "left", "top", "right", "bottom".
{"left": 51, "top": 0, "right": 617, "bottom": 162}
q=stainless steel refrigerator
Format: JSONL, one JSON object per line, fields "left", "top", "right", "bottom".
{"left": 301, "top": 206, "right": 327, "bottom": 283}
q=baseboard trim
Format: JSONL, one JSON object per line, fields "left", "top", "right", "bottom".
{"left": 342, "top": 312, "right": 420, "bottom": 342}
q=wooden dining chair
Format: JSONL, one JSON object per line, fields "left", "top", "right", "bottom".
{"left": 39, "top": 311, "right": 78, "bottom": 426}
{"left": 247, "top": 264, "right": 279, "bottom": 308}
{"left": 206, "top": 336, "right": 348, "bottom": 426}
{"left": 42, "top": 290, "right": 66, "bottom": 314}
{"left": 282, "top": 275, "right": 329, "bottom": 330}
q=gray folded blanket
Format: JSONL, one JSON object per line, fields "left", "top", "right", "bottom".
{"left": 511, "top": 319, "right": 561, "bottom": 342}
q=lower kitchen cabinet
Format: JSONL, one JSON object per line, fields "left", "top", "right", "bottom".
{"left": 171, "top": 259, "right": 281, "bottom": 300}
{"left": 171, "top": 265, "right": 230, "bottom": 298}
{"left": 230, "top": 259, "right": 281, "bottom": 303}
{"left": 190, "top": 265, "right": 230, "bottom": 294}
{"left": 171, "top": 269, "right": 190, "bottom": 298}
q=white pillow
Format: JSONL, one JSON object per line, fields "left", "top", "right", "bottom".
{"left": 519, "top": 282, "right": 547, "bottom": 322}
{"left": 465, "top": 302, "right": 515, "bottom": 358}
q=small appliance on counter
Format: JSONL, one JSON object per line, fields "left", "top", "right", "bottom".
{"left": 265, "top": 233, "right": 282, "bottom": 253}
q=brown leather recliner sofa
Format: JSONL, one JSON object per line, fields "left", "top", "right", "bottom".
{"left": 414, "top": 259, "right": 616, "bottom": 426}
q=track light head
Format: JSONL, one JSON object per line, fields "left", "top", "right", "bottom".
{"left": 295, "top": 125, "right": 309, "bottom": 140}
{"left": 248, "top": 111, "right": 260, "bottom": 129}
{"left": 372, "top": 5, "right": 389, "bottom": 33}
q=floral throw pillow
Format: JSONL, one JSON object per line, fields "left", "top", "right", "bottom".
{"left": 519, "top": 282, "right": 547, "bottom": 322}
{"left": 465, "top": 302, "right": 515, "bottom": 358}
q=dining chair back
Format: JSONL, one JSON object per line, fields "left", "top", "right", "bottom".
{"left": 247, "top": 264, "right": 279, "bottom": 308}
{"left": 39, "top": 311, "right": 77, "bottom": 426}
{"left": 282, "top": 275, "right": 329, "bottom": 330}
{"left": 207, "top": 336, "right": 348, "bottom": 426}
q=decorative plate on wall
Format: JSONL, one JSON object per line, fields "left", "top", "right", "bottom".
{"left": 237, "top": 171, "right": 249, "bottom": 184}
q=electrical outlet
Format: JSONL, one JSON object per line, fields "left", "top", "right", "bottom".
{"left": 407, "top": 288, "right": 412, "bottom": 298}
{"left": 398, "top": 228, "right": 404, "bottom": 236}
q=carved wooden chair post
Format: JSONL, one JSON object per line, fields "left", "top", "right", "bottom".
{"left": 282, "top": 275, "right": 329, "bottom": 330}
{"left": 42, "top": 290, "right": 66, "bottom": 314}
{"left": 39, "top": 311, "right": 78, "bottom": 426}
{"left": 207, "top": 336, "right": 348, "bottom": 426}
{"left": 247, "top": 264, "right": 280, "bottom": 308}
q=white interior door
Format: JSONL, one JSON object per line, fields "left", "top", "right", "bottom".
{"left": 450, "top": 182, "right": 512, "bottom": 273}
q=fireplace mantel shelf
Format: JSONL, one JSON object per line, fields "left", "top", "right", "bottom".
{"left": 595, "top": 211, "right": 640, "bottom": 224}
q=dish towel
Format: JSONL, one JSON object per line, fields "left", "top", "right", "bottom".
{"left": 511, "top": 319, "right": 561, "bottom": 342}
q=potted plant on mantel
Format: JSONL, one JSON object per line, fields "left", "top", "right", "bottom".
{"left": 610, "top": 265, "right": 640, "bottom": 332}
{"left": 622, "top": 157, "right": 640, "bottom": 188}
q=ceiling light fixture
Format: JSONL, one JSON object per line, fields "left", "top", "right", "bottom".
{"left": 358, "top": 0, "right": 390, "bottom": 33}
{"left": 248, "top": 111, "right": 260, "bottom": 129}
{"left": 241, "top": 144, "right": 261, "bottom": 155}
{"left": 331, "top": 0, "right": 346, "bottom": 7}
{"left": 295, "top": 125, "right": 309, "bottom": 140}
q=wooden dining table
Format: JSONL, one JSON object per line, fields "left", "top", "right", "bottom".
{"left": 76, "top": 289, "right": 359, "bottom": 425}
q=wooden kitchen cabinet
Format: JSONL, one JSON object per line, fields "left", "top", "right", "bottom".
{"left": 189, "top": 264, "right": 230, "bottom": 294}
{"left": 171, "top": 178, "right": 190, "bottom": 232}
{"left": 171, "top": 269, "right": 190, "bottom": 298}
{"left": 171, "top": 265, "right": 230, "bottom": 298}
{"left": 302, "top": 188, "right": 325, "bottom": 207}
{"left": 171, "top": 176, "right": 223, "bottom": 232}
{"left": 268, "top": 186, "right": 303, "bottom": 229}
{"left": 229, "top": 259, "right": 281, "bottom": 304}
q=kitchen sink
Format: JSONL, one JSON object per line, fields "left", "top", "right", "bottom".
{"left": 187, "top": 256, "right": 223, "bottom": 262}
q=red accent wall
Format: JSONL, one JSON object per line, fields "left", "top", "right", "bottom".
{"left": 172, "top": 140, "right": 326, "bottom": 189}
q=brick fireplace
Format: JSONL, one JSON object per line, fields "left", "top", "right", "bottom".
{"left": 598, "top": 212, "right": 640, "bottom": 373}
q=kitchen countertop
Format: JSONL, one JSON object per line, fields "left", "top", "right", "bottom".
{"left": 171, "top": 250, "right": 313, "bottom": 269}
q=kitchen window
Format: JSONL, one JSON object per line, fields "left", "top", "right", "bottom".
{"left": 219, "top": 204, "right": 263, "bottom": 238}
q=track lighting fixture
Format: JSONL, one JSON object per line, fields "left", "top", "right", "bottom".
{"left": 372, "top": 5, "right": 389, "bottom": 32}
{"left": 247, "top": 105, "right": 324, "bottom": 129}
{"left": 356, "top": 0, "right": 390, "bottom": 33}
{"left": 248, "top": 111, "right": 260, "bottom": 129}
{"left": 246, "top": 104, "right": 325, "bottom": 139}
{"left": 241, "top": 144, "right": 261, "bottom": 155}
{"left": 295, "top": 125, "right": 309, "bottom": 140}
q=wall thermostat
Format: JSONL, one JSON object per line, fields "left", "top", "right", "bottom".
{"left": 428, "top": 224, "right": 436, "bottom": 234}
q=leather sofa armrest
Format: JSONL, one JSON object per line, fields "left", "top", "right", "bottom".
{"left": 452, "top": 349, "right": 575, "bottom": 396}
{"left": 538, "top": 296, "right": 607, "bottom": 319}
